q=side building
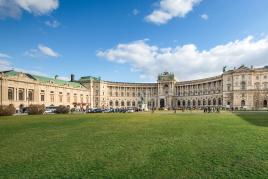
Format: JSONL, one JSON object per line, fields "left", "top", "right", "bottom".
{"left": 0, "top": 65, "right": 268, "bottom": 111}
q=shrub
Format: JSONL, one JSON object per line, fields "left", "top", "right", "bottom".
{"left": 0, "top": 104, "right": 16, "bottom": 116}
{"left": 28, "top": 104, "right": 45, "bottom": 115}
{"left": 55, "top": 105, "right": 70, "bottom": 114}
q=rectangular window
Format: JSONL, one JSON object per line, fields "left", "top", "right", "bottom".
{"left": 41, "top": 94, "right": 45, "bottom": 101}
{"left": 67, "top": 93, "right": 70, "bottom": 103}
{"left": 50, "top": 94, "right": 54, "bottom": 102}
{"left": 59, "top": 95, "right": 63, "bottom": 103}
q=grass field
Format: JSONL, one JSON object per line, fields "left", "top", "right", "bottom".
{"left": 0, "top": 112, "right": 267, "bottom": 178}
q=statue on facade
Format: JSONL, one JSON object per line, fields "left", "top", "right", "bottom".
{"left": 223, "top": 66, "right": 227, "bottom": 72}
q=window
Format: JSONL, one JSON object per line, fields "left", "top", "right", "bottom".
{"left": 19, "top": 89, "right": 24, "bottom": 101}
{"left": 41, "top": 94, "right": 45, "bottom": 102}
{"left": 50, "top": 94, "right": 54, "bottom": 102}
{"left": 80, "top": 95, "right": 83, "bottom": 103}
{"left": 67, "top": 93, "right": 70, "bottom": 103}
{"left": 241, "top": 81, "right": 246, "bottom": 90}
{"left": 255, "top": 82, "right": 260, "bottom": 90}
{"left": 121, "top": 101, "right": 125, "bottom": 106}
{"left": 59, "top": 95, "right": 63, "bottom": 103}
{"left": 127, "top": 101, "right": 130, "bottom": 106}
{"left": 132, "top": 92, "right": 135, "bottom": 97}
{"left": 227, "top": 85, "right": 231, "bottom": 91}
{"left": 74, "top": 94, "right": 77, "bottom": 103}
{"left": 109, "top": 101, "right": 113, "bottom": 106}
{"left": 218, "top": 98, "right": 222, "bottom": 105}
{"left": 177, "top": 100, "right": 181, "bottom": 106}
{"left": 132, "top": 101, "right": 135, "bottom": 107}
{"left": 86, "top": 95, "right": 89, "bottom": 103}
{"left": 28, "top": 90, "right": 34, "bottom": 101}
{"left": 213, "top": 99, "right": 216, "bottom": 106}
{"left": 8, "top": 88, "right": 14, "bottom": 100}
{"left": 115, "top": 101, "right": 119, "bottom": 106}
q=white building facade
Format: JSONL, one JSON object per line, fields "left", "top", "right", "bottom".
{"left": 1, "top": 65, "right": 268, "bottom": 110}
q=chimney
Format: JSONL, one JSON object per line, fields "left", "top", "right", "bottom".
{"left": 71, "top": 74, "right": 75, "bottom": 82}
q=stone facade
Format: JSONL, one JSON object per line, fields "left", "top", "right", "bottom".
{"left": 1, "top": 65, "right": 268, "bottom": 110}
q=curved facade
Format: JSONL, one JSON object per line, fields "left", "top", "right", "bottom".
{"left": 1, "top": 65, "right": 268, "bottom": 110}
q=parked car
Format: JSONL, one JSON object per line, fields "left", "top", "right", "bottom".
{"left": 44, "top": 107, "right": 57, "bottom": 114}
{"left": 90, "top": 108, "right": 103, "bottom": 113}
{"left": 126, "top": 108, "right": 134, "bottom": 113}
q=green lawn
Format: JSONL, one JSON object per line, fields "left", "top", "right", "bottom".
{"left": 0, "top": 112, "right": 267, "bottom": 178}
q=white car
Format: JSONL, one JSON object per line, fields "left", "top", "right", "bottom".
{"left": 127, "top": 109, "right": 134, "bottom": 113}
{"left": 44, "top": 107, "right": 56, "bottom": 114}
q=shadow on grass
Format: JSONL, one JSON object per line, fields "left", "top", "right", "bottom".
{"left": 235, "top": 112, "right": 268, "bottom": 127}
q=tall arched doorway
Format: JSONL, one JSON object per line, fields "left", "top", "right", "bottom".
{"left": 241, "top": 100, "right": 246, "bottom": 107}
{"left": 160, "top": 99, "right": 165, "bottom": 108}
{"left": 264, "top": 100, "right": 267, "bottom": 107}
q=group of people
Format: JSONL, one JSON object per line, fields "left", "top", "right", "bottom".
{"left": 203, "top": 106, "right": 221, "bottom": 113}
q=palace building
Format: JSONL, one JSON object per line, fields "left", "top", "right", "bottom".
{"left": 1, "top": 65, "right": 268, "bottom": 111}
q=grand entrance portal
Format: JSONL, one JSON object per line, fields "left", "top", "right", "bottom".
{"left": 160, "top": 99, "right": 165, "bottom": 108}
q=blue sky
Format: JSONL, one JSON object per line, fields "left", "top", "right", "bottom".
{"left": 1, "top": 0, "right": 268, "bottom": 82}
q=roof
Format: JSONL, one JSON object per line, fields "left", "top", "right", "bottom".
{"left": 78, "top": 76, "right": 101, "bottom": 81}
{"left": 1, "top": 70, "right": 83, "bottom": 88}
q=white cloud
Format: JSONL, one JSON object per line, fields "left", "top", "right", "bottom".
{"left": 38, "top": 44, "right": 59, "bottom": 58}
{"left": 0, "top": 58, "right": 12, "bottom": 71}
{"left": 97, "top": 36, "right": 268, "bottom": 81}
{"left": 0, "top": 0, "right": 59, "bottom": 19}
{"left": 45, "top": 20, "right": 60, "bottom": 28}
{"left": 145, "top": 0, "right": 202, "bottom": 25}
{"left": 133, "top": 9, "right": 139, "bottom": 16}
{"left": 0, "top": 52, "right": 11, "bottom": 58}
{"left": 200, "top": 13, "right": 208, "bottom": 20}
{"left": 24, "top": 44, "right": 60, "bottom": 58}
{"left": 0, "top": 52, "right": 12, "bottom": 71}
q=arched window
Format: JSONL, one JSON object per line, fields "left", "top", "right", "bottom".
{"left": 127, "top": 101, "right": 130, "bottom": 106}
{"left": 241, "top": 100, "right": 246, "bottom": 107}
{"left": 132, "top": 92, "right": 135, "bottom": 97}
{"left": 263, "top": 100, "right": 267, "bottom": 107}
{"left": 187, "top": 100, "right": 191, "bottom": 106}
{"left": 115, "top": 101, "right": 119, "bottom": 106}
{"left": 8, "top": 88, "right": 14, "bottom": 100}
{"left": 213, "top": 98, "right": 216, "bottom": 106}
{"left": 19, "top": 89, "right": 24, "bottom": 101}
{"left": 109, "top": 100, "right": 113, "bottom": 106}
{"left": 198, "top": 100, "right": 201, "bottom": 106}
{"left": 28, "top": 90, "right": 33, "bottom": 101}
{"left": 193, "top": 100, "right": 196, "bottom": 106}
{"left": 121, "top": 101, "right": 125, "bottom": 106}
{"left": 132, "top": 101, "right": 136, "bottom": 107}
{"left": 203, "top": 99, "right": 206, "bottom": 106}
{"left": 177, "top": 100, "right": 181, "bottom": 106}
{"left": 182, "top": 100, "right": 186, "bottom": 107}
{"left": 208, "top": 99, "right": 211, "bottom": 106}
{"left": 218, "top": 98, "right": 222, "bottom": 105}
